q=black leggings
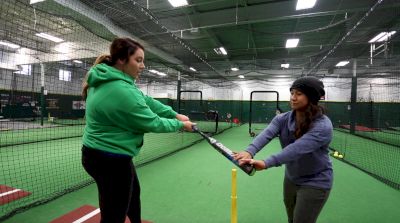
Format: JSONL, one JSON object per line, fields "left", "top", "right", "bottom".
{"left": 82, "top": 146, "right": 141, "bottom": 223}
{"left": 283, "top": 178, "right": 330, "bottom": 223}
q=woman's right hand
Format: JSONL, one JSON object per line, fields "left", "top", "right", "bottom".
{"left": 233, "top": 151, "right": 252, "bottom": 161}
{"left": 182, "top": 121, "right": 196, "bottom": 132}
{"left": 176, "top": 114, "right": 190, "bottom": 121}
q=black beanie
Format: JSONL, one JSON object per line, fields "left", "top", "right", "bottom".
{"left": 290, "top": 76, "right": 325, "bottom": 104}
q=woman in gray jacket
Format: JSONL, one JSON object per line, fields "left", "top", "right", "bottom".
{"left": 234, "top": 76, "right": 333, "bottom": 223}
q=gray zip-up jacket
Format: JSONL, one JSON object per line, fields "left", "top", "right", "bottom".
{"left": 246, "top": 111, "right": 333, "bottom": 189}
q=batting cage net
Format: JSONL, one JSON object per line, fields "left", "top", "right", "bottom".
{"left": 0, "top": 0, "right": 242, "bottom": 220}
{"left": 1, "top": 0, "right": 399, "bottom": 221}
{"left": 325, "top": 57, "right": 400, "bottom": 190}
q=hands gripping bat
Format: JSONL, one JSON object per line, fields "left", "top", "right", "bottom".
{"left": 192, "top": 125, "right": 255, "bottom": 176}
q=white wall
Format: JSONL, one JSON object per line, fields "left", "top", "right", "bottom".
{"left": 0, "top": 65, "right": 84, "bottom": 95}
{"left": 137, "top": 76, "right": 399, "bottom": 103}
{"left": 1, "top": 68, "right": 399, "bottom": 103}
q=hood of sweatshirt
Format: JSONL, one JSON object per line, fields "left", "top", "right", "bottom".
{"left": 87, "top": 63, "right": 135, "bottom": 87}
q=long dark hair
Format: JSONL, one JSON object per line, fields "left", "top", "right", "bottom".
{"left": 295, "top": 104, "right": 325, "bottom": 139}
{"left": 82, "top": 37, "right": 144, "bottom": 99}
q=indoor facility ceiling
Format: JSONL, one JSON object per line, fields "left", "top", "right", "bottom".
{"left": 1, "top": 0, "right": 399, "bottom": 82}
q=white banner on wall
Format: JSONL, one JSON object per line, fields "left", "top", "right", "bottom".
{"left": 72, "top": 101, "right": 86, "bottom": 110}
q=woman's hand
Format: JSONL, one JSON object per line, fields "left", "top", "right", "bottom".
{"left": 233, "top": 151, "right": 252, "bottom": 161}
{"left": 176, "top": 114, "right": 190, "bottom": 121}
{"left": 182, "top": 121, "right": 196, "bottom": 132}
{"left": 238, "top": 159, "right": 267, "bottom": 171}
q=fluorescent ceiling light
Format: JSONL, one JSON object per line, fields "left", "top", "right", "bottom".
{"left": 189, "top": 67, "right": 196, "bottom": 71}
{"left": 35, "top": 33, "right": 64, "bottom": 43}
{"left": 213, "top": 47, "right": 228, "bottom": 55}
{"left": 54, "top": 42, "right": 72, "bottom": 53}
{"left": 73, "top": 60, "right": 83, "bottom": 64}
{"left": 231, "top": 67, "right": 239, "bottom": 71}
{"left": 368, "top": 31, "right": 396, "bottom": 43}
{"left": 335, "top": 61, "right": 349, "bottom": 67}
{"left": 286, "top": 38, "right": 299, "bottom": 48}
{"left": 149, "top": 69, "right": 167, "bottom": 76}
{"left": 238, "top": 75, "right": 245, "bottom": 79}
{"left": 168, "top": 0, "right": 188, "bottom": 7}
{"left": 296, "top": 0, "right": 317, "bottom": 10}
{"left": 219, "top": 47, "right": 227, "bottom": 55}
{"left": 281, "top": 63, "right": 290, "bottom": 68}
{"left": 378, "top": 31, "right": 396, "bottom": 42}
{"left": 368, "top": 32, "right": 386, "bottom": 43}
{"left": 30, "top": 0, "right": 46, "bottom": 4}
{"left": 0, "top": 41, "right": 20, "bottom": 49}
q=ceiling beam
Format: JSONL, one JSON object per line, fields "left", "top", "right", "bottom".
{"left": 139, "top": 0, "right": 400, "bottom": 33}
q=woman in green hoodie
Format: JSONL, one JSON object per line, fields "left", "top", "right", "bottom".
{"left": 82, "top": 37, "right": 195, "bottom": 223}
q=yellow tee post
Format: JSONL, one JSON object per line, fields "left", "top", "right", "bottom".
{"left": 231, "top": 168, "right": 237, "bottom": 223}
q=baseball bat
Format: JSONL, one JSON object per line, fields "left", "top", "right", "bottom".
{"left": 193, "top": 125, "right": 255, "bottom": 176}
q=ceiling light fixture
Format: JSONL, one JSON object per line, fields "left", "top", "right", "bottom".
{"left": 149, "top": 69, "right": 167, "bottom": 76}
{"left": 0, "top": 41, "right": 20, "bottom": 49}
{"left": 73, "top": 60, "right": 83, "bottom": 64}
{"left": 368, "top": 31, "right": 396, "bottom": 43}
{"left": 189, "top": 67, "right": 197, "bottom": 71}
{"left": 281, "top": 63, "right": 290, "bottom": 68}
{"left": 35, "top": 33, "right": 64, "bottom": 43}
{"left": 213, "top": 47, "right": 228, "bottom": 55}
{"left": 285, "top": 38, "right": 299, "bottom": 48}
{"left": 335, "top": 61, "right": 349, "bottom": 67}
{"left": 238, "top": 75, "right": 244, "bottom": 79}
{"left": 54, "top": 42, "right": 72, "bottom": 53}
{"left": 168, "top": 0, "right": 188, "bottom": 8}
{"left": 231, "top": 67, "right": 239, "bottom": 71}
{"left": 30, "top": 0, "right": 46, "bottom": 4}
{"left": 219, "top": 47, "right": 227, "bottom": 55}
{"left": 296, "top": 0, "right": 317, "bottom": 10}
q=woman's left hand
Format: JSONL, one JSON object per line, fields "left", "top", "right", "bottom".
{"left": 176, "top": 114, "right": 190, "bottom": 121}
{"left": 239, "top": 159, "right": 267, "bottom": 171}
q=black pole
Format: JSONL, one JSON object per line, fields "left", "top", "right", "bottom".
{"left": 350, "top": 59, "right": 357, "bottom": 134}
{"left": 177, "top": 76, "right": 181, "bottom": 113}
{"left": 40, "top": 86, "right": 44, "bottom": 126}
{"left": 40, "top": 63, "right": 45, "bottom": 126}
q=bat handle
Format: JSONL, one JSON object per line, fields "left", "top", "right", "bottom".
{"left": 242, "top": 164, "right": 256, "bottom": 176}
{"left": 192, "top": 124, "right": 199, "bottom": 132}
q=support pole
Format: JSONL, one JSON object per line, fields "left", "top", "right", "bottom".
{"left": 350, "top": 59, "right": 357, "bottom": 134}
{"left": 40, "top": 63, "right": 45, "bottom": 126}
{"left": 177, "top": 71, "right": 181, "bottom": 113}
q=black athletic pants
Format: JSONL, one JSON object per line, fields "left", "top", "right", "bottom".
{"left": 82, "top": 146, "right": 141, "bottom": 223}
{"left": 283, "top": 178, "right": 331, "bottom": 223}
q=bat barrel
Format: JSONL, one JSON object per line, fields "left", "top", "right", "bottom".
{"left": 193, "top": 125, "right": 213, "bottom": 140}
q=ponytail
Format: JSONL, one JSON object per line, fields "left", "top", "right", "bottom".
{"left": 82, "top": 78, "right": 89, "bottom": 100}
{"left": 93, "top": 54, "right": 114, "bottom": 66}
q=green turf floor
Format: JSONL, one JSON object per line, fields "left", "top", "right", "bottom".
{"left": 3, "top": 125, "right": 400, "bottom": 223}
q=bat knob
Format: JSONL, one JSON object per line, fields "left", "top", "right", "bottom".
{"left": 192, "top": 125, "right": 199, "bottom": 132}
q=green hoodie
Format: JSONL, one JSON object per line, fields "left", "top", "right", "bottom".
{"left": 82, "top": 63, "right": 183, "bottom": 156}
